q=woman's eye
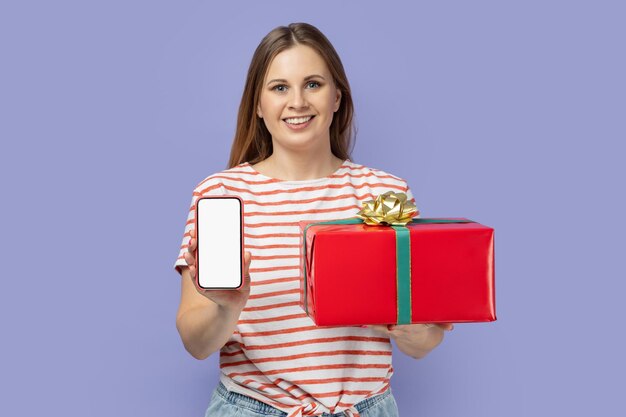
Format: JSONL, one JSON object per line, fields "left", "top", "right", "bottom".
{"left": 272, "top": 81, "right": 320, "bottom": 92}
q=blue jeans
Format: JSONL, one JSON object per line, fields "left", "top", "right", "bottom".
{"left": 204, "top": 381, "right": 400, "bottom": 417}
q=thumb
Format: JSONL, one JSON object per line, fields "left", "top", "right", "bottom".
{"left": 242, "top": 251, "right": 252, "bottom": 289}
{"left": 244, "top": 251, "right": 252, "bottom": 273}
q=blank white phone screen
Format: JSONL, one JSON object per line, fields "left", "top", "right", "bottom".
{"left": 197, "top": 198, "right": 242, "bottom": 288}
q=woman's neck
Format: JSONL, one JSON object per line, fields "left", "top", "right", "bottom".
{"left": 252, "top": 152, "right": 345, "bottom": 181}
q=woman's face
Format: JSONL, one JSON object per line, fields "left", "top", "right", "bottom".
{"left": 257, "top": 44, "right": 342, "bottom": 155}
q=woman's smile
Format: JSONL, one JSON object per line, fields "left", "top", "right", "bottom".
{"left": 283, "top": 115, "right": 315, "bottom": 130}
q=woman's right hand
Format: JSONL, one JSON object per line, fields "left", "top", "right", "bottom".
{"left": 183, "top": 228, "right": 252, "bottom": 311}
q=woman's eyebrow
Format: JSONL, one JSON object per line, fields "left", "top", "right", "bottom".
{"left": 266, "top": 74, "right": 326, "bottom": 86}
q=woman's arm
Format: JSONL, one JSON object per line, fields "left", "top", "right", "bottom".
{"left": 175, "top": 229, "right": 251, "bottom": 360}
{"left": 175, "top": 267, "right": 246, "bottom": 360}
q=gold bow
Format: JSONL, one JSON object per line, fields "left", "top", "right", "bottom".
{"left": 356, "top": 191, "right": 418, "bottom": 226}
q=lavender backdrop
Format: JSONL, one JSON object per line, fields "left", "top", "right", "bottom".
{"left": 1, "top": 1, "right": 624, "bottom": 416}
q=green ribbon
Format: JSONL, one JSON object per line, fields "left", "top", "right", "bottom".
{"left": 302, "top": 218, "right": 475, "bottom": 324}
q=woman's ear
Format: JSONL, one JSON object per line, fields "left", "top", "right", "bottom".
{"left": 334, "top": 89, "right": 342, "bottom": 112}
{"left": 257, "top": 104, "right": 263, "bottom": 118}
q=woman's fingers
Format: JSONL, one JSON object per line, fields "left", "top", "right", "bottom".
{"left": 184, "top": 229, "right": 197, "bottom": 270}
{"left": 365, "top": 323, "right": 454, "bottom": 334}
{"left": 184, "top": 250, "right": 197, "bottom": 281}
{"left": 187, "top": 228, "right": 197, "bottom": 252}
{"left": 183, "top": 251, "right": 195, "bottom": 266}
{"left": 366, "top": 325, "right": 391, "bottom": 335}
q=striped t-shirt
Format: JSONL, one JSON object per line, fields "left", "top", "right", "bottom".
{"left": 174, "top": 159, "right": 416, "bottom": 417}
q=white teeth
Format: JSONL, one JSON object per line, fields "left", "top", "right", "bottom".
{"left": 284, "top": 116, "right": 313, "bottom": 124}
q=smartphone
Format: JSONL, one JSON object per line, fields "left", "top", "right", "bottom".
{"left": 195, "top": 196, "right": 244, "bottom": 289}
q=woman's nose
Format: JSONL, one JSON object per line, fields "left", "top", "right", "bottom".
{"left": 288, "top": 89, "right": 309, "bottom": 110}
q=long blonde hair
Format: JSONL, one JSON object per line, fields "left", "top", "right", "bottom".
{"left": 227, "top": 22, "right": 355, "bottom": 168}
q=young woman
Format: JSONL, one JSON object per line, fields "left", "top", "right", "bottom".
{"left": 174, "top": 22, "right": 453, "bottom": 417}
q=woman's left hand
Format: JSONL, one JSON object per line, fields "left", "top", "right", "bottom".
{"left": 367, "top": 323, "right": 453, "bottom": 338}
{"left": 365, "top": 323, "right": 454, "bottom": 359}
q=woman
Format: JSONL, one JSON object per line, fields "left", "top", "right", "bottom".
{"left": 174, "top": 22, "right": 453, "bottom": 417}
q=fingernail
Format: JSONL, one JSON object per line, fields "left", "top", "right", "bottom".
{"left": 360, "top": 325, "right": 368, "bottom": 328}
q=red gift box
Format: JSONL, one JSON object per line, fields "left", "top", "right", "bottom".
{"left": 299, "top": 218, "right": 496, "bottom": 326}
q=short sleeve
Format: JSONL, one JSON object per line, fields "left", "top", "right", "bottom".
{"left": 173, "top": 178, "right": 226, "bottom": 276}
{"left": 403, "top": 180, "right": 420, "bottom": 219}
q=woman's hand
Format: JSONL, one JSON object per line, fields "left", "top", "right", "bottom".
{"left": 183, "top": 228, "right": 252, "bottom": 312}
{"left": 366, "top": 323, "right": 454, "bottom": 359}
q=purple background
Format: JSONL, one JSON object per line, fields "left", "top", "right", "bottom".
{"left": 2, "top": 1, "right": 624, "bottom": 416}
